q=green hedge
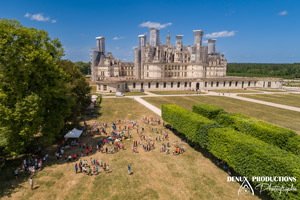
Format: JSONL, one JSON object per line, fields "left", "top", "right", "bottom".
{"left": 192, "top": 104, "right": 225, "bottom": 119}
{"left": 215, "top": 112, "right": 300, "bottom": 155}
{"left": 208, "top": 128, "right": 300, "bottom": 200}
{"left": 162, "top": 104, "right": 220, "bottom": 147}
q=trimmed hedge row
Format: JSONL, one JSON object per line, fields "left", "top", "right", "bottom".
{"left": 162, "top": 104, "right": 300, "bottom": 199}
{"left": 192, "top": 104, "right": 300, "bottom": 156}
{"left": 161, "top": 104, "right": 220, "bottom": 147}
{"left": 192, "top": 104, "right": 225, "bottom": 119}
{"left": 216, "top": 112, "right": 300, "bottom": 155}
{"left": 208, "top": 128, "right": 300, "bottom": 200}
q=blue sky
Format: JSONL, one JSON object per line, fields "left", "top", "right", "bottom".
{"left": 1, "top": 0, "right": 300, "bottom": 63}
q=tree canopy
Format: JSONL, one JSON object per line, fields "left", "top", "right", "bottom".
{"left": 0, "top": 19, "right": 90, "bottom": 157}
{"left": 227, "top": 63, "right": 300, "bottom": 79}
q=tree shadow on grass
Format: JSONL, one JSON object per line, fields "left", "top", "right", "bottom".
{"left": 0, "top": 106, "right": 112, "bottom": 198}
{"left": 165, "top": 124, "right": 272, "bottom": 200}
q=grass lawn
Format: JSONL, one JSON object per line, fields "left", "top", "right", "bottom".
{"left": 210, "top": 89, "right": 260, "bottom": 93}
{"left": 90, "top": 85, "right": 97, "bottom": 95}
{"left": 149, "top": 90, "right": 205, "bottom": 95}
{"left": 123, "top": 91, "right": 147, "bottom": 96}
{"left": 238, "top": 93, "right": 300, "bottom": 108}
{"left": 1, "top": 98, "right": 258, "bottom": 200}
{"left": 253, "top": 89, "right": 287, "bottom": 92}
{"left": 142, "top": 96, "right": 300, "bottom": 132}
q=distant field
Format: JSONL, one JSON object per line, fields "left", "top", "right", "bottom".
{"left": 238, "top": 93, "right": 300, "bottom": 108}
{"left": 142, "top": 96, "right": 300, "bottom": 132}
{"left": 210, "top": 89, "right": 260, "bottom": 93}
{"left": 1, "top": 98, "right": 258, "bottom": 200}
{"left": 149, "top": 90, "right": 205, "bottom": 95}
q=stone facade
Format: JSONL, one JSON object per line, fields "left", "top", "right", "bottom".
{"left": 90, "top": 29, "right": 283, "bottom": 93}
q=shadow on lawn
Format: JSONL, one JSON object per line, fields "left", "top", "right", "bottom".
{"left": 0, "top": 106, "right": 108, "bottom": 198}
{"left": 165, "top": 124, "right": 271, "bottom": 200}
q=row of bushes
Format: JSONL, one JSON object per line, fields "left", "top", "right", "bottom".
{"left": 192, "top": 104, "right": 300, "bottom": 155}
{"left": 208, "top": 128, "right": 300, "bottom": 200}
{"left": 162, "top": 104, "right": 300, "bottom": 199}
{"left": 161, "top": 104, "right": 220, "bottom": 146}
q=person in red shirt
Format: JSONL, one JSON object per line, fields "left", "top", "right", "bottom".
{"left": 86, "top": 149, "right": 89, "bottom": 156}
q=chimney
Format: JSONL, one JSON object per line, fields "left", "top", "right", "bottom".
{"left": 149, "top": 28, "right": 160, "bottom": 47}
{"left": 138, "top": 35, "right": 147, "bottom": 49}
{"left": 176, "top": 35, "right": 183, "bottom": 50}
{"left": 96, "top": 36, "right": 105, "bottom": 53}
{"left": 193, "top": 30, "right": 203, "bottom": 46}
{"left": 208, "top": 39, "right": 216, "bottom": 54}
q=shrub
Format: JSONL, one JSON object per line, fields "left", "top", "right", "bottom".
{"left": 215, "top": 112, "right": 300, "bottom": 155}
{"left": 192, "top": 104, "right": 225, "bottom": 119}
{"left": 162, "top": 104, "right": 220, "bottom": 147}
{"left": 208, "top": 128, "right": 300, "bottom": 200}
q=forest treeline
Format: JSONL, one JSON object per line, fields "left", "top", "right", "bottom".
{"left": 227, "top": 63, "right": 300, "bottom": 79}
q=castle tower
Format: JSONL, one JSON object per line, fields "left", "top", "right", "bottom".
{"left": 149, "top": 28, "right": 160, "bottom": 47}
{"left": 208, "top": 39, "right": 216, "bottom": 54}
{"left": 96, "top": 36, "right": 105, "bottom": 53}
{"left": 166, "top": 31, "right": 171, "bottom": 47}
{"left": 193, "top": 30, "right": 203, "bottom": 62}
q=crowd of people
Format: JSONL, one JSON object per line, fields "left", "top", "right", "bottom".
{"left": 75, "top": 158, "right": 110, "bottom": 176}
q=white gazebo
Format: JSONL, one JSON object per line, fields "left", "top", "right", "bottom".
{"left": 64, "top": 128, "right": 83, "bottom": 141}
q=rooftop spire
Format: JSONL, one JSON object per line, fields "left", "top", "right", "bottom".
{"left": 166, "top": 31, "right": 171, "bottom": 47}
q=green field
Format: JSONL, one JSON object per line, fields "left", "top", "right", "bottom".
{"left": 210, "top": 89, "right": 260, "bottom": 93}
{"left": 124, "top": 91, "right": 147, "bottom": 96}
{"left": 149, "top": 90, "right": 205, "bottom": 95}
{"left": 1, "top": 98, "right": 258, "bottom": 200}
{"left": 142, "top": 96, "right": 300, "bottom": 132}
{"left": 238, "top": 93, "right": 300, "bottom": 108}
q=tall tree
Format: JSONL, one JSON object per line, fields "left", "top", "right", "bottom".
{"left": 0, "top": 19, "right": 72, "bottom": 156}
{"left": 75, "top": 61, "right": 91, "bottom": 75}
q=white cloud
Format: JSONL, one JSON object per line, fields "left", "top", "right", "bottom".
{"left": 139, "top": 21, "right": 172, "bottom": 29}
{"left": 204, "top": 31, "right": 236, "bottom": 38}
{"left": 24, "top": 13, "right": 56, "bottom": 23}
{"left": 132, "top": 46, "right": 138, "bottom": 49}
{"left": 278, "top": 10, "right": 288, "bottom": 16}
{"left": 113, "top": 36, "right": 126, "bottom": 40}
{"left": 203, "top": 40, "right": 208, "bottom": 44}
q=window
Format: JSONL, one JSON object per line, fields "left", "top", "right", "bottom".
{"left": 242, "top": 81, "right": 244, "bottom": 88}
{"left": 211, "top": 82, "right": 213, "bottom": 87}
{"left": 205, "top": 82, "right": 207, "bottom": 87}
{"left": 223, "top": 82, "right": 226, "bottom": 87}
{"left": 133, "top": 83, "right": 136, "bottom": 88}
{"left": 248, "top": 81, "right": 251, "bottom": 86}
{"left": 229, "top": 81, "right": 232, "bottom": 87}
{"left": 185, "top": 82, "right": 187, "bottom": 87}
{"left": 177, "top": 82, "right": 180, "bottom": 88}
{"left": 118, "top": 85, "right": 120, "bottom": 88}
{"left": 103, "top": 85, "right": 107, "bottom": 91}
{"left": 163, "top": 82, "right": 166, "bottom": 88}
{"left": 235, "top": 81, "right": 238, "bottom": 87}
{"left": 254, "top": 81, "right": 257, "bottom": 86}
{"left": 268, "top": 81, "right": 271, "bottom": 88}
{"left": 171, "top": 82, "right": 173, "bottom": 88}
{"left": 147, "top": 72, "right": 149, "bottom": 77}
{"left": 185, "top": 66, "right": 187, "bottom": 70}
{"left": 185, "top": 72, "right": 187, "bottom": 77}
{"left": 189, "top": 82, "right": 191, "bottom": 87}
{"left": 148, "top": 82, "right": 151, "bottom": 88}
{"left": 156, "top": 82, "right": 159, "bottom": 88}
{"left": 216, "top": 82, "right": 219, "bottom": 87}
{"left": 147, "top": 65, "right": 149, "bottom": 70}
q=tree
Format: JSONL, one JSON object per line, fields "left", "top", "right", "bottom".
{"left": 57, "top": 60, "right": 91, "bottom": 126}
{"left": 0, "top": 19, "right": 72, "bottom": 156}
{"left": 75, "top": 61, "right": 91, "bottom": 75}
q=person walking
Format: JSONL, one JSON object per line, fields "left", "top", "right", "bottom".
{"left": 75, "top": 163, "right": 78, "bottom": 174}
{"left": 30, "top": 177, "right": 33, "bottom": 190}
{"left": 128, "top": 165, "right": 131, "bottom": 175}
{"left": 14, "top": 168, "right": 18, "bottom": 180}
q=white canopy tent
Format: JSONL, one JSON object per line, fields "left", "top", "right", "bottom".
{"left": 64, "top": 128, "right": 83, "bottom": 141}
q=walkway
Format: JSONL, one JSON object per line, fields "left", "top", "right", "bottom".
{"left": 133, "top": 96, "right": 161, "bottom": 116}
{"left": 102, "top": 90, "right": 300, "bottom": 114}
